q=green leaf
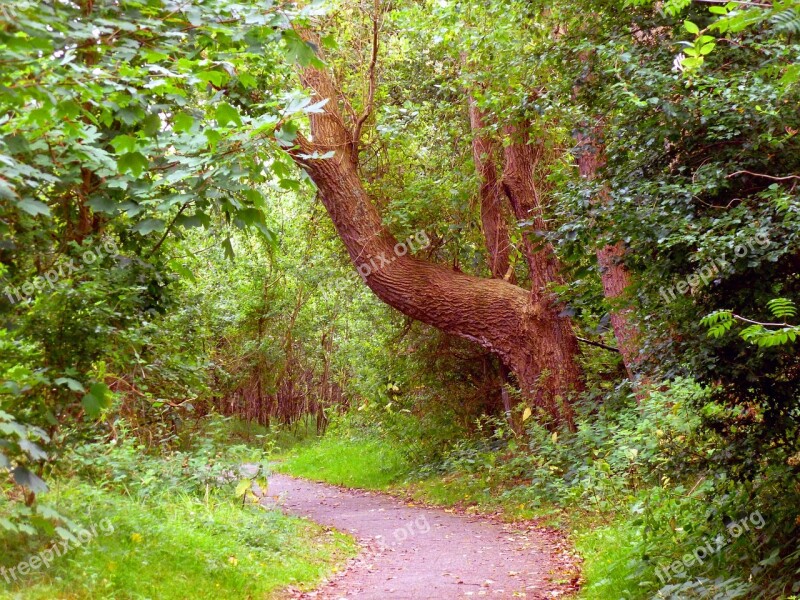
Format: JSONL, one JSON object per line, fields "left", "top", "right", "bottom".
{"left": 216, "top": 102, "right": 242, "bottom": 127}
{"left": 234, "top": 207, "right": 263, "bottom": 227}
{"left": 12, "top": 467, "right": 48, "bottom": 494}
{"left": 54, "top": 377, "right": 85, "bottom": 392}
{"left": 142, "top": 113, "right": 161, "bottom": 136}
{"left": 0, "top": 179, "right": 17, "bottom": 201}
{"left": 197, "top": 70, "right": 227, "bottom": 87}
{"left": 17, "top": 199, "right": 50, "bottom": 217}
{"left": 168, "top": 259, "right": 196, "bottom": 282}
{"left": 235, "top": 479, "right": 251, "bottom": 498}
{"left": 282, "top": 30, "right": 322, "bottom": 67}
{"left": 684, "top": 20, "right": 700, "bottom": 34}
{"left": 81, "top": 383, "right": 112, "bottom": 419}
{"left": 172, "top": 112, "right": 194, "bottom": 133}
{"left": 238, "top": 73, "right": 258, "bottom": 88}
{"left": 243, "top": 189, "right": 266, "bottom": 208}
{"left": 699, "top": 41, "right": 716, "bottom": 55}
{"left": 222, "top": 236, "right": 235, "bottom": 259}
{"left": 767, "top": 298, "right": 796, "bottom": 319}
{"left": 253, "top": 222, "right": 278, "bottom": 249}
{"left": 87, "top": 196, "right": 119, "bottom": 214}
{"left": 780, "top": 64, "right": 800, "bottom": 87}
{"left": 175, "top": 212, "right": 210, "bottom": 229}
{"left": 321, "top": 34, "right": 338, "bottom": 50}
{"left": 110, "top": 134, "right": 138, "bottom": 155}
{"left": 19, "top": 438, "right": 47, "bottom": 461}
{"left": 132, "top": 218, "right": 166, "bottom": 235}
{"left": 117, "top": 152, "right": 150, "bottom": 178}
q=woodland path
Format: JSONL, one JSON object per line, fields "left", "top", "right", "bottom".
{"left": 264, "top": 473, "right": 579, "bottom": 600}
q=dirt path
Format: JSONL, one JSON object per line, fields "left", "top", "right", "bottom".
{"left": 265, "top": 474, "right": 579, "bottom": 600}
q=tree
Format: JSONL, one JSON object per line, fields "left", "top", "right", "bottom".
{"left": 285, "top": 34, "right": 583, "bottom": 425}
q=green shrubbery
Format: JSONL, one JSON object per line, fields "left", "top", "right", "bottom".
{"left": 1, "top": 416, "right": 355, "bottom": 599}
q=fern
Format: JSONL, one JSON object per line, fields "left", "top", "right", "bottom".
{"left": 770, "top": 7, "right": 800, "bottom": 34}
{"left": 767, "top": 297, "right": 797, "bottom": 319}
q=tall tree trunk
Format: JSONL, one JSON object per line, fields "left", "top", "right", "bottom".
{"left": 467, "top": 99, "right": 515, "bottom": 424}
{"left": 501, "top": 124, "right": 584, "bottom": 413}
{"left": 468, "top": 99, "right": 513, "bottom": 281}
{"left": 576, "top": 127, "right": 643, "bottom": 381}
{"left": 288, "top": 53, "right": 579, "bottom": 424}
{"left": 500, "top": 125, "right": 560, "bottom": 294}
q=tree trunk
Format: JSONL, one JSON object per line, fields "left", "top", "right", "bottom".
{"left": 468, "top": 99, "right": 513, "bottom": 281}
{"left": 288, "top": 53, "right": 580, "bottom": 424}
{"left": 467, "top": 99, "right": 516, "bottom": 426}
{"left": 576, "top": 127, "right": 643, "bottom": 381}
{"left": 501, "top": 123, "right": 584, "bottom": 413}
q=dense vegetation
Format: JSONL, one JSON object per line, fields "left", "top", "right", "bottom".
{"left": 2, "top": 0, "right": 799, "bottom": 598}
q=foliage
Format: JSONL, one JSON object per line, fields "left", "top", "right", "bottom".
{"left": 0, "top": 420, "right": 355, "bottom": 599}
{"left": 1, "top": 0, "right": 799, "bottom": 596}
{"left": 702, "top": 298, "right": 800, "bottom": 347}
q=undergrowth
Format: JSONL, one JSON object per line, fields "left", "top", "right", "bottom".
{"left": 0, "top": 417, "right": 357, "bottom": 599}
{"left": 276, "top": 378, "right": 800, "bottom": 599}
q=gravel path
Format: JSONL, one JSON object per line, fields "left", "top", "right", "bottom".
{"left": 264, "top": 473, "right": 579, "bottom": 599}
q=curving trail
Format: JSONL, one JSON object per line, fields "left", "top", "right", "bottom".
{"left": 264, "top": 474, "right": 579, "bottom": 600}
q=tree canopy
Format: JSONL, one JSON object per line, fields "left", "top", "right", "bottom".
{"left": 2, "top": 0, "right": 799, "bottom": 597}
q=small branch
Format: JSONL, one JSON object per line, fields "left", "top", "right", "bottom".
{"left": 148, "top": 202, "right": 188, "bottom": 257}
{"left": 352, "top": 0, "right": 380, "bottom": 157}
{"left": 692, "top": 0, "right": 772, "bottom": 6}
{"left": 576, "top": 336, "right": 620, "bottom": 353}
{"left": 731, "top": 313, "right": 791, "bottom": 328}
{"left": 502, "top": 263, "right": 515, "bottom": 281}
{"left": 727, "top": 170, "right": 800, "bottom": 182}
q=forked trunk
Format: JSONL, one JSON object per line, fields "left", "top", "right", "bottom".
{"left": 288, "top": 49, "right": 581, "bottom": 425}
{"left": 501, "top": 124, "right": 584, "bottom": 415}
{"left": 468, "top": 99, "right": 513, "bottom": 281}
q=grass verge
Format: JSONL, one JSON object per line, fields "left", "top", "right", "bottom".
{"left": 273, "top": 434, "right": 409, "bottom": 489}
{"left": 0, "top": 480, "right": 357, "bottom": 599}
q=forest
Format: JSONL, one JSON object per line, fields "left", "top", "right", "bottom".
{"left": 1, "top": 0, "right": 799, "bottom": 598}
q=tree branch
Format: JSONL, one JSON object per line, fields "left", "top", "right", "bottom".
{"left": 576, "top": 336, "right": 620, "bottom": 353}
{"left": 727, "top": 170, "right": 800, "bottom": 182}
{"left": 148, "top": 202, "right": 188, "bottom": 257}
{"left": 351, "top": 0, "right": 380, "bottom": 159}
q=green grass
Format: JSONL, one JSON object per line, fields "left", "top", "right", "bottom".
{"left": 274, "top": 434, "right": 409, "bottom": 489}
{"left": 573, "top": 517, "right": 646, "bottom": 599}
{"left": 0, "top": 481, "right": 357, "bottom": 599}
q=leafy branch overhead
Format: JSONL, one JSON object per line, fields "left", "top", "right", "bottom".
{"left": 0, "top": 0, "right": 333, "bottom": 251}
{"left": 701, "top": 298, "right": 799, "bottom": 346}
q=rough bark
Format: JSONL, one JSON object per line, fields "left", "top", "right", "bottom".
{"left": 467, "top": 100, "right": 516, "bottom": 426}
{"left": 288, "top": 50, "right": 579, "bottom": 424}
{"left": 467, "top": 100, "right": 513, "bottom": 281}
{"left": 501, "top": 123, "right": 584, "bottom": 410}
{"left": 501, "top": 124, "right": 561, "bottom": 295}
{"left": 576, "top": 127, "right": 643, "bottom": 381}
